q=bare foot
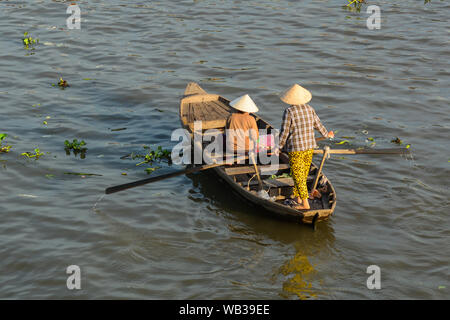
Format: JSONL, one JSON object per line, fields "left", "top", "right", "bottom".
{"left": 294, "top": 204, "right": 310, "bottom": 210}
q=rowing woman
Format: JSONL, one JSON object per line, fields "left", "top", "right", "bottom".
{"left": 275, "top": 84, "right": 334, "bottom": 210}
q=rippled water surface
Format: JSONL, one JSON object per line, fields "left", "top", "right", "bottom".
{"left": 0, "top": 0, "right": 449, "bottom": 299}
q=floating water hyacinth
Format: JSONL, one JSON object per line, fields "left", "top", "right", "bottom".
{"left": 0, "top": 134, "right": 12, "bottom": 153}
{"left": 21, "top": 148, "right": 44, "bottom": 159}
{"left": 145, "top": 167, "right": 161, "bottom": 174}
{"left": 135, "top": 146, "right": 171, "bottom": 166}
{"left": 23, "top": 32, "right": 39, "bottom": 49}
{"left": 64, "top": 139, "right": 87, "bottom": 158}
{"left": 52, "top": 77, "right": 69, "bottom": 89}
{"left": 65, "top": 139, "right": 86, "bottom": 151}
{"left": 58, "top": 77, "right": 69, "bottom": 88}
{"left": 343, "top": 0, "right": 365, "bottom": 12}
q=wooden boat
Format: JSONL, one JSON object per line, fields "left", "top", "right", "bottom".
{"left": 179, "top": 82, "right": 336, "bottom": 226}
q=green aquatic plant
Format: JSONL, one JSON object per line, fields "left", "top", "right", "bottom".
{"left": 23, "top": 32, "right": 39, "bottom": 49}
{"left": 65, "top": 139, "right": 86, "bottom": 151}
{"left": 135, "top": 146, "right": 171, "bottom": 166}
{"left": 58, "top": 77, "right": 69, "bottom": 88}
{"left": 145, "top": 166, "right": 161, "bottom": 175}
{"left": 52, "top": 77, "right": 70, "bottom": 89}
{"left": 0, "top": 134, "right": 12, "bottom": 153}
{"left": 21, "top": 148, "right": 44, "bottom": 159}
{"left": 65, "top": 139, "right": 87, "bottom": 158}
{"left": 343, "top": 0, "right": 365, "bottom": 12}
{"left": 391, "top": 137, "right": 411, "bottom": 149}
{"left": 130, "top": 145, "right": 171, "bottom": 174}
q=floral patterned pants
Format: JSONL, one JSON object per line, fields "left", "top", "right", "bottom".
{"left": 288, "top": 149, "right": 314, "bottom": 200}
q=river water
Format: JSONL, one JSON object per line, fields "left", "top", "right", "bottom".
{"left": 0, "top": 0, "right": 448, "bottom": 299}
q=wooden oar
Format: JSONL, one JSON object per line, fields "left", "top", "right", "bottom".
{"left": 249, "top": 152, "right": 264, "bottom": 191}
{"left": 105, "top": 155, "right": 247, "bottom": 195}
{"left": 313, "top": 148, "right": 409, "bottom": 155}
{"left": 311, "top": 146, "right": 330, "bottom": 193}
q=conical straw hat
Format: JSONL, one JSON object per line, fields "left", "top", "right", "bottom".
{"left": 229, "top": 94, "right": 259, "bottom": 113}
{"left": 280, "top": 84, "right": 312, "bottom": 105}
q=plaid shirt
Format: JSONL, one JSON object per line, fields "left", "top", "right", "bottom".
{"left": 278, "top": 104, "right": 328, "bottom": 152}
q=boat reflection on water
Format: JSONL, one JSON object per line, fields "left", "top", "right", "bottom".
{"left": 186, "top": 170, "right": 336, "bottom": 299}
{"left": 276, "top": 245, "right": 319, "bottom": 300}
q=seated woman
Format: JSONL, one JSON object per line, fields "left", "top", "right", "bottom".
{"left": 225, "top": 94, "right": 260, "bottom": 161}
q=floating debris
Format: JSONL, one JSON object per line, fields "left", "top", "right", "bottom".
{"left": 64, "top": 139, "right": 87, "bottom": 158}
{"left": 336, "top": 140, "right": 350, "bottom": 145}
{"left": 145, "top": 167, "right": 161, "bottom": 174}
{"left": 391, "top": 137, "right": 403, "bottom": 145}
{"left": 52, "top": 77, "right": 70, "bottom": 89}
{"left": 64, "top": 172, "right": 102, "bottom": 176}
{"left": 23, "top": 32, "right": 39, "bottom": 50}
{"left": 21, "top": 148, "right": 44, "bottom": 159}
{"left": 343, "top": 0, "right": 365, "bottom": 12}
{"left": 0, "top": 134, "right": 11, "bottom": 153}
{"left": 18, "top": 194, "right": 38, "bottom": 198}
{"left": 111, "top": 128, "right": 127, "bottom": 132}
{"left": 58, "top": 77, "right": 69, "bottom": 88}
{"left": 65, "top": 139, "right": 86, "bottom": 150}
{"left": 135, "top": 146, "right": 171, "bottom": 166}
